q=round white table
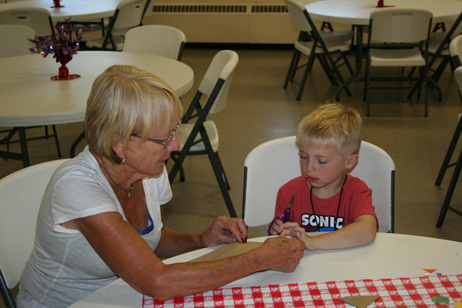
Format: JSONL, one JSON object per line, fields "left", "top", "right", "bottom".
{"left": 68, "top": 233, "right": 462, "bottom": 307}
{"left": 306, "top": 0, "right": 462, "bottom": 101}
{"left": 0, "top": 0, "right": 123, "bottom": 22}
{"left": 0, "top": 51, "right": 194, "bottom": 166}
{"left": 306, "top": 0, "right": 462, "bottom": 25}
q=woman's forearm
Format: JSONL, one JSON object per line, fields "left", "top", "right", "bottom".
{"left": 154, "top": 226, "right": 203, "bottom": 258}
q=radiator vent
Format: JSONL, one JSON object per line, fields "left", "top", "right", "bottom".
{"left": 153, "top": 5, "right": 247, "bottom": 13}
{"left": 251, "top": 5, "right": 288, "bottom": 13}
{"left": 153, "top": 5, "right": 288, "bottom": 14}
{"left": 147, "top": 2, "right": 297, "bottom": 44}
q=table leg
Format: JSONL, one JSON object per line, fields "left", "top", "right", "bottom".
{"left": 18, "top": 127, "right": 30, "bottom": 167}
{"left": 336, "top": 25, "right": 365, "bottom": 101}
{"left": 70, "top": 131, "right": 85, "bottom": 158}
{"left": 0, "top": 127, "right": 30, "bottom": 167}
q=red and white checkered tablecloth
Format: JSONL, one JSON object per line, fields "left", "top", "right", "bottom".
{"left": 142, "top": 274, "right": 462, "bottom": 308}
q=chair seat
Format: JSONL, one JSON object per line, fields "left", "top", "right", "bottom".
{"left": 71, "top": 19, "right": 107, "bottom": 32}
{"left": 176, "top": 121, "right": 219, "bottom": 153}
{"left": 370, "top": 47, "right": 425, "bottom": 67}
{"left": 320, "top": 29, "right": 353, "bottom": 43}
{"left": 295, "top": 37, "right": 351, "bottom": 54}
{"left": 429, "top": 32, "right": 450, "bottom": 55}
{"left": 85, "top": 34, "right": 125, "bottom": 50}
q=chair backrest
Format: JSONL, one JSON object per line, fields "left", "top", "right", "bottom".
{"left": 285, "top": 0, "right": 312, "bottom": 33}
{"left": 0, "top": 160, "right": 69, "bottom": 291}
{"left": 454, "top": 66, "right": 462, "bottom": 97}
{"left": 242, "top": 136, "right": 395, "bottom": 233}
{"left": 450, "top": 34, "right": 462, "bottom": 67}
{"left": 112, "top": 0, "right": 147, "bottom": 30}
{"left": 349, "top": 141, "right": 395, "bottom": 233}
{"left": 123, "top": 25, "right": 186, "bottom": 60}
{"left": 0, "top": 24, "right": 36, "bottom": 58}
{"left": 142, "top": 0, "right": 154, "bottom": 18}
{"left": 197, "top": 50, "right": 239, "bottom": 114}
{"left": 370, "top": 8, "right": 432, "bottom": 43}
{"left": 0, "top": 7, "right": 54, "bottom": 37}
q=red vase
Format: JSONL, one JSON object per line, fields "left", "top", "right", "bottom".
{"left": 59, "top": 62, "right": 69, "bottom": 79}
{"left": 51, "top": 55, "right": 80, "bottom": 81}
{"left": 52, "top": 0, "right": 64, "bottom": 8}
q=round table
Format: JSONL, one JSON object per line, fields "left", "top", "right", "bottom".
{"left": 0, "top": 0, "right": 124, "bottom": 22}
{"left": 306, "top": 0, "right": 462, "bottom": 25}
{"left": 68, "top": 233, "right": 462, "bottom": 307}
{"left": 0, "top": 51, "right": 194, "bottom": 165}
{"left": 305, "top": 0, "right": 462, "bottom": 100}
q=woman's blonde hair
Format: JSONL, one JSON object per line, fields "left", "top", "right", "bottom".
{"left": 296, "top": 103, "right": 362, "bottom": 158}
{"left": 85, "top": 65, "right": 183, "bottom": 162}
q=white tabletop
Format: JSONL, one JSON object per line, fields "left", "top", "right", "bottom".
{"left": 0, "top": 0, "right": 123, "bottom": 22}
{"left": 306, "top": 0, "right": 462, "bottom": 25}
{"left": 69, "top": 233, "right": 462, "bottom": 307}
{"left": 0, "top": 51, "right": 194, "bottom": 127}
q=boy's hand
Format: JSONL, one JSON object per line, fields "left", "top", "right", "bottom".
{"left": 268, "top": 218, "right": 284, "bottom": 235}
{"left": 280, "top": 222, "right": 305, "bottom": 240}
{"left": 280, "top": 222, "right": 315, "bottom": 250}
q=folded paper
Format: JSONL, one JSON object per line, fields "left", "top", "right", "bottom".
{"left": 190, "top": 241, "right": 263, "bottom": 262}
{"left": 341, "top": 295, "right": 380, "bottom": 308}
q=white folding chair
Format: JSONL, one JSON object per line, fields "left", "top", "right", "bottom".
{"left": 86, "top": 0, "right": 149, "bottom": 51}
{"left": 0, "top": 24, "right": 35, "bottom": 58}
{"left": 283, "top": 0, "right": 353, "bottom": 101}
{"left": 242, "top": 136, "right": 395, "bottom": 233}
{"left": 426, "top": 12, "right": 462, "bottom": 85}
{"left": 365, "top": 8, "right": 433, "bottom": 117}
{"left": 0, "top": 24, "right": 61, "bottom": 163}
{"left": 123, "top": 25, "right": 186, "bottom": 61}
{"left": 435, "top": 66, "right": 462, "bottom": 227}
{"left": 168, "top": 50, "right": 239, "bottom": 218}
{"left": 0, "top": 7, "right": 54, "bottom": 37}
{"left": 450, "top": 34, "right": 462, "bottom": 68}
{"left": 72, "top": 0, "right": 152, "bottom": 38}
{"left": 432, "top": 36, "right": 462, "bottom": 186}
{"left": 0, "top": 159, "right": 69, "bottom": 308}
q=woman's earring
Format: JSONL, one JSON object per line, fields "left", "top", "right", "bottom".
{"left": 121, "top": 155, "right": 126, "bottom": 164}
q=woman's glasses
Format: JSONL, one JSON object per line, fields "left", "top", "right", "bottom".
{"left": 131, "top": 123, "right": 180, "bottom": 148}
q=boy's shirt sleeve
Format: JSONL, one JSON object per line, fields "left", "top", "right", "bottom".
{"left": 348, "top": 176, "right": 379, "bottom": 230}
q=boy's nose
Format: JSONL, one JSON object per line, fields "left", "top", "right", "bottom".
{"left": 305, "top": 160, "right": 315, "bottom": 172}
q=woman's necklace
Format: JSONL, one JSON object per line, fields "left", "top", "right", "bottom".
{"left": 99, "top": 156, "right": 134, "bottom": 198}
{"left": 309, "top": 175, "right": 347, "bottom": 231}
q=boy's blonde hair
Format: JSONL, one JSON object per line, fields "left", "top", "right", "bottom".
{"left": 296, "top": 103, "right": 362, "bottom": 158}
{"left": 85, "top": 65, "right": 183, "bottom": 163}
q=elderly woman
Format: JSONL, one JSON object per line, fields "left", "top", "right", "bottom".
{"left": 16, "top": 65, "right": 304, "bottom": 308}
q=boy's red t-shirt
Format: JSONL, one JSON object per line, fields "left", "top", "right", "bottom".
{"left": 274, "top": 174, "right": 378, "bottom": 232}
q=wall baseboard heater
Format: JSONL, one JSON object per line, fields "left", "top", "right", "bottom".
{"left": 143, "top": 1, "right": 298, "bottom": 44}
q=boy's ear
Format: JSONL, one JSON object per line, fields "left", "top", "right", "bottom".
{"left": 345, "top": 153, "right": 359, "bottom": 169}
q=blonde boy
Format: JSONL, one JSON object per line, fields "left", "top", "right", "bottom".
{"left": 269, "top": 103, "right": 377, "bottom": 250}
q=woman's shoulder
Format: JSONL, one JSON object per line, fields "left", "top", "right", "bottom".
{"left": 56, "top": 147, "right": 101, "bottom": 178}
{"left": 47, "top": 148, "right": 107, "bottom": 198}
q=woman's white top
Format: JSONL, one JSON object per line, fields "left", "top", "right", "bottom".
{"left": 17, "top": 146, "right": 171, "bottom": 308}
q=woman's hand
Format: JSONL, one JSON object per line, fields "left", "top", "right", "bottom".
{"left": 199, "top": 216, "right": 248, "bottom": 247}
{"left": 258, "top": 237, "right": 305, "bottom": 272}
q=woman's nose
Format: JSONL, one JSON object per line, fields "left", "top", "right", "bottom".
{"left": 167, "top": 135, "right": 180, "bottom": 152}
